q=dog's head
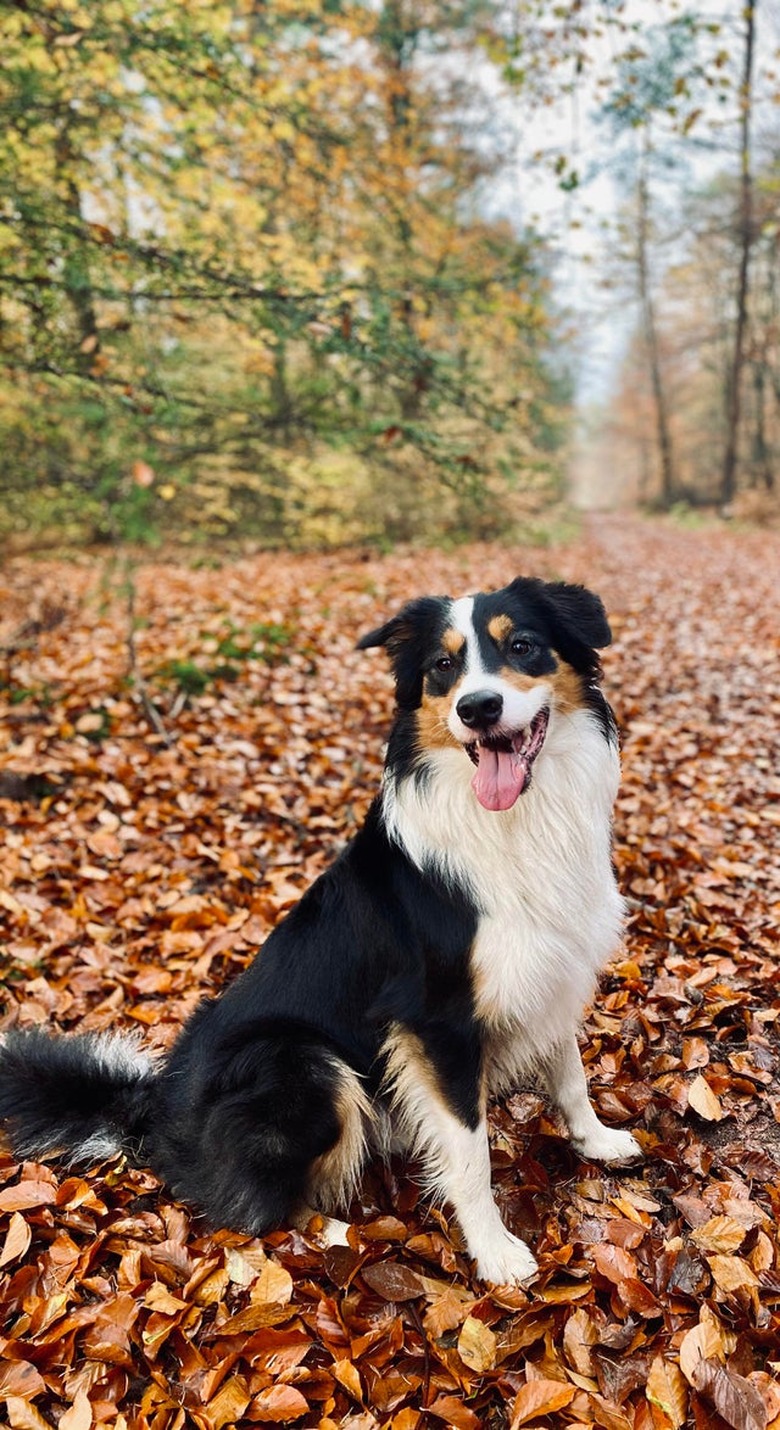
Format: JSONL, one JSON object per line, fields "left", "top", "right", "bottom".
{"left": 357, "top": 578, "right": 612, "bottom": 811}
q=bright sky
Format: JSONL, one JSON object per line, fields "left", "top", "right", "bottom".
{"left": 480, "top": 0, "right": 780, "bottom": 405}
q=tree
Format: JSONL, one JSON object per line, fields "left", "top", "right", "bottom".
{"left": 721, "top": 0, "right": 757, "bottom": 506}
{"left": 0, "top": 0, "right": 571, "bottom": 546}
{"left": 597, "top": 14, "right": 709, "bottom": 509}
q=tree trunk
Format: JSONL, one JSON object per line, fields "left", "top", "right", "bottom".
{"left": 55, "top": 127, "right": 101, "bottom": 371}
{"left": 721, "top": 0, "right": 757, "bottom": 507}
{"left": 750, "top": 360, "right": 774, "bottom": 489}
{"left": 636, "top": 136, "right": 676, "bottom": 508}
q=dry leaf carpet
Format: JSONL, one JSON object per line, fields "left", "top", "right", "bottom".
{"left": 0, "top": 516, "right": 779, "bottom": 1430}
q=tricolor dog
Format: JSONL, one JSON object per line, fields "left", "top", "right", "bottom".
{"left": 0, "top": 576, "right": 641, "bottom": 1284}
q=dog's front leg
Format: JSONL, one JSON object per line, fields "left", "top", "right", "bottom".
{"left": 541, "top": 1032, "right": 642, "bottom": 1164}
{"left": 411, "top": 1099, "right": 538, "bottom": 1285}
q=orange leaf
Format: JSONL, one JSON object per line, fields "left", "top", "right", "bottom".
{"left": 0, "top": 1180, "right": 57, "bottom": 1212}
{"left": 679, "top": 1318, "right": 726, "bottom": 1385}
{"left": 688, "top": 1074, "right": 723, "bottom": 1121}
{"left": 510, "top": 1379, "right": 576, "bottom": 1427}
{"left": 332, "top": 1359, "right": 363, "bottom": 1402}
{"left": 0, "top": 1211, "right": 32, "bottom": 1265}
{"left": 457, "top": 1315, "right": 497, "bottom": 1373}
{"left": 59, "top": 1391, "right": 93, "bottom": 1430}
{"left": 646, "top": 1355, "right": 688, "bottom": 1429}
{"left": 427, "top": 1395, "right": 482, "bottom": 1430}
{"left": 249, "top": 1385, "right": 309, "bottom": 1422}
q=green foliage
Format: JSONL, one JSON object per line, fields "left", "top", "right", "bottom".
{"left": 153, "top": 661, "right": 212, "bottom": 697}
{"left": 0, "top": 0, "right": 572, "bottom": 548}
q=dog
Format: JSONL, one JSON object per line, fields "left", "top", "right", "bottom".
{"left": 0, "top": 576, "right": 641, "bottom": 1284}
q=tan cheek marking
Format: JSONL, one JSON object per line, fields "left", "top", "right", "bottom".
{"left": 497, "top": 661, "right": 585, "bottom": 711}
{"left": 548, "top": 659, "right": 586, "bottom": 713}
{"left": 488, "top": 614, "right": 514, "bottom": 643}
{"left": 442, "top": 628, "right": 466, "bottom": 656}
{"left": 417, "top": 695, "right": 461, "bottom": 751}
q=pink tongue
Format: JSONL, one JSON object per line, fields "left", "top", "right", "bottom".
{"left": 472, "top": 747, "right": 528, "bottom": 811}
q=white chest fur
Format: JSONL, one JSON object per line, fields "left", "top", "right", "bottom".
{"left": 382, "top": 708, "right": 625, "bottom": 1057}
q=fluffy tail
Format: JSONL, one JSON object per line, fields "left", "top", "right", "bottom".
{"left": 0, "top": 1027, "right": 157, "bottom": 1166}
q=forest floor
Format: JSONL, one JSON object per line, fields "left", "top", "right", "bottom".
{"left": 0, "top": 515, "right": 779, "bottom": 1430}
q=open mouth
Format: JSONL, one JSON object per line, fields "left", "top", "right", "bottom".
{"left": 465, "top": 707, "right": 549, "bottom": 811}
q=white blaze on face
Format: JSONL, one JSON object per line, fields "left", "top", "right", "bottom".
{"left": 446, "top": 596, "right": 548, "bottom": 745}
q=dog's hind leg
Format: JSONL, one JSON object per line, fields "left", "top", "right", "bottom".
{"left": 540, "top": 1032, "right": 642, "bottom": 1164}
{"left": 294, "top": 1058, "right": 373, "bottom": 1248}
{"left": 155, "top": 1038, "right": 372, "bottom": 1238}
{"left": 384, "top": 1025, "right": 538, "bottom": 1285}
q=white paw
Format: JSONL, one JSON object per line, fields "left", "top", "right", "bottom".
{"left": 316, "top": 1216, "right": 352, "bottom": 1249}
{"left": 574, "top": 1127, "right": 643, "bottom": 1165}
{"left": 472, "top": 1228, "right": 539, "bottom": 1286}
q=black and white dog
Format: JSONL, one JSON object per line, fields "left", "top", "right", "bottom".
{"left": 0, "top": 577, "right": 641, "bottom": 1284}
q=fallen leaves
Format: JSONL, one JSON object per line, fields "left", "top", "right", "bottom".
{"left": 1, "top": 516, "right": 779, "bottom": 1427}
{"left": 688, "top": 1072, "right": 724, "bottom": 1121}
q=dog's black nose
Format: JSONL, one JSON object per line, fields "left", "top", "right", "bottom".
{"left": 456, "top": 690, "right": 503, "bottom": 728}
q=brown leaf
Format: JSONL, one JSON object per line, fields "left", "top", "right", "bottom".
{"left": 592, "top": 1242, "right": 637, "bottom": 1284}
{"left": 691, "top": 1216, "right": 746, "bottom": 1253}
{"left": 679, "top": 1316, "right": 727, "bottom": 1384}
{"left": 5, "top": 1398, "right": 53, "bottom": 1430}
{"left": 510, "top": 1379, "right": 576, "bottom": 1427}
{"left": 707, "top": 1255, "right": 759, "bottom": 1292}
{"left": 688, "top": 1074, "right": 724, "bottom": 1121}
{"left": 423, "top": 1287, "right": 472, "bottom": 1339}
{"left": 0, "top": 1180, "right": 57, "bottom": 1212}
{"left": 457, "top": 1315, "right": 496, "bottom": 1373}
{"left": 249, "top": 1254, "right": 294, "bottom": 1306}
{"left": 249, "top": 1385, "right": 310, "bottom": 1422}
{"left": 361, "top": 1216, "right": 407, "bottom": 1241}
{"left": 691, "top": 1361, "right": 768, "bottom": 1430}
{"left": 361, "top": 1262, "right": 424, "bottom": 1301}
{"left": 333, "top": 1359, "right": 363, "bottom": 1402}
{"left": 0, "top": 1363, "right": 47, "bottom": 1399}
{"left": 646, "top": 1355, "right": 688, "bottom": 1429}
{"left": 427, "top": 1395, "right": 482, "bottom": 1430}
{"left": 563, "top": 1307, "right": 598, "bottom": 1376}
{"left": 0, "top": 1211, "right": 32, "bottom": 1265}
{"left": 206, "top": 1376, "right": 251, "bottom": 1429}
{"left": 58, "top": 1391, "right": 93, "bottom": 1430}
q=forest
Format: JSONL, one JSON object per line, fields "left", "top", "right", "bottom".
{"left": 1, "top": 0, "right": 777, "bottom": 549}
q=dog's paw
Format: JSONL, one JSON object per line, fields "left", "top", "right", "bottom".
{"left": 473, "top": 1228, "right": 539, "bottom": 1286}
{"left": 574, "top": 1127, "right": 643, "bottom": 1165}
{"left": 315, "top": 1216, "right": 352, "bottom": 1249}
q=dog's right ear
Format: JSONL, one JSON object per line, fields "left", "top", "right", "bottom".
{"left": 357, "top": 597, "right": 442, "bottom": 708}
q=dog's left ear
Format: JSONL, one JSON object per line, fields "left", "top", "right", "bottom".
{"left": 357, "top": 597, "right": 442, "bottom": 708}
{"left": 539, "top": 581, "right": 612, "bottom": 649}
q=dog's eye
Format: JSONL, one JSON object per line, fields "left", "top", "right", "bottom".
{"left": 511, "top": 637, "right": 534, "bottom": 657}
{"left": 434, "top": 656, "right": 453, "bottom": 672}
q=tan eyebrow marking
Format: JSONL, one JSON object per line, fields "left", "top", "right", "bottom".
{"left": 488, "top": 614, "right": 514, "bottom": 643}
{"left": 442, "top": 628, "right": 466, "bottom": 655}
